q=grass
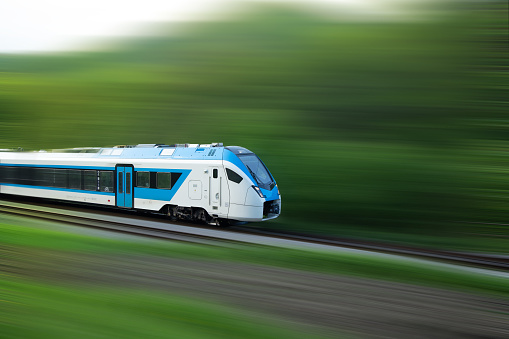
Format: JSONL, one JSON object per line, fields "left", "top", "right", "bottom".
{"left": 1, "top": 278, "right": 328, "bottom": 339}
{"left": 266, "top": 219, "right": 509, "bottom": 254}
{"left": 1, "top": 214, "right": 508, "bottom": 338}
{"left": 1, "top": 216, "right": 509, "bottom": 299}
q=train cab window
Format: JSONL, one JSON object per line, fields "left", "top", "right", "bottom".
{"left": 99, "top": 171, "right": 114, "bottom": 192}
{"left": 136, "top": 172, "right": 150, "bottom": 188}
{"left": 226, "top": 168, "right": 243, "bottom": 184}
{"left": 157, "top": 172, "right": 171, "bottom": 189}
{"left": 68, "top": 170, "right": 81, "bottom": 189}
{"left": 83, "top": 170, "right": 97, "bottom": 191}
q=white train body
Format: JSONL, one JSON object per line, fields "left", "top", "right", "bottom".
{"left": 0, "top": 144, "right": 281, "bottom": 223}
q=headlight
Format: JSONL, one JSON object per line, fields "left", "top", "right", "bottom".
{"left": 276, "top": 184, "right": 280, "bottom": 196}
{"left": 252, "top": 185, "right": 265, "bottom": 198}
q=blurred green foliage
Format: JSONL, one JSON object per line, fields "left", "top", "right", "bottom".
{"left": 1, "top": 279, "right": 325, "bottom": 339}
{"left": 5, "top": 217, "right": 509, "bottom": 339}
{"left": 0, "top": 2, "right": 508, "bottom": 247}
{"left": 3, "top": 218, "right": 509, "bottom": 298}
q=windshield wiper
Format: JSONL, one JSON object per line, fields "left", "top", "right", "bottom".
{"left": 247, "top": 167, "right": 261, "bottom": 184}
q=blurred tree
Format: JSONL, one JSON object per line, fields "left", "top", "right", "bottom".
{"left": 0, "top": 2, "right": 507, "bottom": 244}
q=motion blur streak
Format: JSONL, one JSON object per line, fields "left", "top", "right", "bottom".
{"left": 1, "top": 1, "right": 507, "bottom": 248}
{"left": 1, "top": 1, "right": 508, "bottom": 338}
{"left": 2, "top": 222, "right": 509, "bottom": 339}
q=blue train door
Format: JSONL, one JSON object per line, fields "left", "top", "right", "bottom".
{"left": 116, "top": 165, "right": 133, "bottom": 208}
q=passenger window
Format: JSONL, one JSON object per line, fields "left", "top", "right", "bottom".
{"left": 41, "top": 168, "right": 55, "bottom": 187}
{"left": 136, "top": 172, "right": 150, "bottom": 188}
{"left": 126, "top": 173, "right": 131, "bottom": 194}
{"left": 84, "top": 170, "right": 98, "bottom": 191}
{"left": 0, "top": 166, "right": 8, "bottom": 183}
{"left": 7, "top": 166, "right": 19, "bottom": 184}
{"left": 99, "top": 171, "right": 114, "bottom": 192}
{"left": 53, "top": 169, "right": 67, "bottom": 188}
{"left": 226, "top": 168, "right": 243, "bottom": 184}
{"left": 32, "top": 168, "right": 43, "bottom": 186}
{"left": 213, "top": 169, "right": 218, "bottom": 178}
{"left": 19, "top": 167, "right": 33, "bottom": 186}
{"left": 68, "top": 170, "right": 82, "bottom": 189}
{"left": 118, "top": 172, "right": 123, "bottom": 193}
{"left": 157, "top": 172, "right": 171, "bottom": 189}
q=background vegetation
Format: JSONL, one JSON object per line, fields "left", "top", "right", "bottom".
{"left": 4, "top": 215, "right": 507, "bottom": 339}
{"left": 0, "top": 2, "right": 507, "bottom": 251}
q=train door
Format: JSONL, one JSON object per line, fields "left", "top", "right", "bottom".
{"left": 209, "top": 167, "right": 222, "bottom": 213}
{"left": 116, "top": 165, "right": 133, "bottom": 208}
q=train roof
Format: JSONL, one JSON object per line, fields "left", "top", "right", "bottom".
{"left": 0, "top": 143, "right": 227, "bottom": 161}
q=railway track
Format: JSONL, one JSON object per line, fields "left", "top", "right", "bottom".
{"left": 237, "top": 226, "right": 509, "bottom": 271}
{"left": 1, "top": 197, "right": 509, "bottom": 273}
{"left": 0, "top": 199, "right": 238, "bottom": 247}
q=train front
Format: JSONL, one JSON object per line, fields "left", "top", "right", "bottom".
{"left": 223, "top": 146, "right": 281, "bottom": 222}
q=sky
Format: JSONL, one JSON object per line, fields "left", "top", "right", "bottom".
{"left": 0, "top": 0, "right": 427, "bottom": 53}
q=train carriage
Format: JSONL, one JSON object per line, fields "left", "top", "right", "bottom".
{"left": 0, "top": 143, "right": 281, "bottom": 225}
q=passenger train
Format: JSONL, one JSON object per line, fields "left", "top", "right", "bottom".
{"left": 0, "top": 143, "right": 281, "bottom": 225}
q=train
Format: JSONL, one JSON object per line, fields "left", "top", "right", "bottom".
{"left": 0, "top": 143, "right": 281, "bottom": 225}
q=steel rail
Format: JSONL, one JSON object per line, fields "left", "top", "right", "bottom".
{"left": 231, "top": 226, "right": 509, "bottom": 271}
{"left": 0, "top": 201, "right": 236, "bottom": 247}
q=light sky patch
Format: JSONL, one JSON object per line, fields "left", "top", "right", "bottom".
{"left": 0, "top": 0, "right": 431, "bottom": 53}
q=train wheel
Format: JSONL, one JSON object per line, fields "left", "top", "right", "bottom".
{"left": 216, "top": 218, "right": 231, "bottom": 227}
{"left": 193, "top": 208, "right": 213, "bottom": 224}
{"left": 165, "top": 205, "right": 177, "bottom": 221}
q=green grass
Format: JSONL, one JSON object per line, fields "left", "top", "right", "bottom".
{"left": 0, "top": 278, "right": 327, "bottom": 339}
{"left": 267, "top": 219, "right": 509, "bottom": 254}
{"left": 1, "top": 214, "right": 508, "bottom": 339}
{"left": 1, "top": 218, "right": 509, "bottom": 299}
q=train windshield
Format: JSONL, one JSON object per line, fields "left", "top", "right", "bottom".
{"left": 238, "top": 154, "right": 275, "bottom": 191}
